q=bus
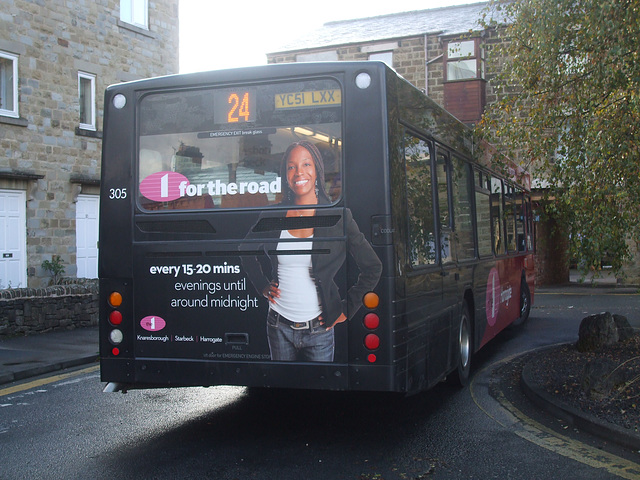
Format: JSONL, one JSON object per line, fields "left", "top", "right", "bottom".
{"left": 99, "top": 61, "right": 534, "bottom": 394}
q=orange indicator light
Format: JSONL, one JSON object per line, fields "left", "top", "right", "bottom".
{"left": 363, "top": 292, "right": 379, "bottom": 309}
{"left": 108, "top": 291, "right": 123, "bottom": 307}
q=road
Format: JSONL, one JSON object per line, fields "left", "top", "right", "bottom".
{"left": 1, "top": 287, "right": 639, "bottom": 479}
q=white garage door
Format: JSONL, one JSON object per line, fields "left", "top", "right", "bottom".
{"left": 0, "top": 189, "right": 27, "bottom": 288}
{"left": 76, "top": 194, "right": 99, "bottom": 279}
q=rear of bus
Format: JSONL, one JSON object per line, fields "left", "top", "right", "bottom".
{"left": 99, "top": 62, "right": 397, "bottom": 392}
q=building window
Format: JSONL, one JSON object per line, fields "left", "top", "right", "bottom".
{"left": 120, "top": 0, "right": 148, "bottom": 29}
{"left": 78, "top": 72, "right": 96, "bottom": 131}
{"left": 445, "top": 39, "right": 484, "bottom": 81}
{"left": 296, "top": 51, "right": 339, "bottom": 62}
{"left": 0, "top": 51, "right": 18, "bottom": 118}
{"left": 368, "top": 51, "right": 393, "bottom": 68}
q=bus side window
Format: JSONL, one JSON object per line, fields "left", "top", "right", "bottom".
{"left": 475, "top": 170, "right": 493, "bottom": 257}
{"left": 504, "top": 184, "right": 517, "bottom": 253}
{"left": 404, "top": 134, "right": 436, "bottom": 266}
{"left": 452, "top": 156, "right": 475, "bottom": 261}
{"left": 490, "top": 177, "right": 505, "bottom": 255}
{"left": 515, "top": 187, "right": 527, "bottom": 252}
{"left": 435, "top": 149, "right": 454, "bottom": 264}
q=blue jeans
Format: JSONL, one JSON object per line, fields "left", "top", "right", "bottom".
{"left": 266, "top": 309, "right": 335, "bottom": 362}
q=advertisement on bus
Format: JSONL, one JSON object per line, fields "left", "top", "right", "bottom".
{"left": 132, "top": 79, "right": 381, "bottom": 365}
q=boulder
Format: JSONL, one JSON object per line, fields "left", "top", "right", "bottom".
{"left": 581, "top": 358, "right": 627, "bottom": 400}
{"left": 576, "top": 312, "right": 619, "bottom": 352}
{"left": 613, "top": 314, "right": 634, "bottom": 342}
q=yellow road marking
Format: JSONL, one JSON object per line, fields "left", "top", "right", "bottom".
{"left": 471, "top": 354, "right": 640, "bottom": 479}
{"left": 496, "top": 390, "right": 640, "bottom": 479}
{"left": 0, "top": 365, "right": 99, "bottom": 397}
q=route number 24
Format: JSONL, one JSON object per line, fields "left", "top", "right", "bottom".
{"left": 228, "top": 92, "right": 250, "bottom": 123}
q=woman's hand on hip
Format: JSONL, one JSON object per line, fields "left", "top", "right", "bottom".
{"left": 324, "top": 313, "right": 347, "bottom": 330}
{"left": 262, "top": 281, "right": 280, "bottom": 304}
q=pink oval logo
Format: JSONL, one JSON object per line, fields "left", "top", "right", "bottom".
{"left": 485, "top": 268, "right": 501, "bottom": 327}
{"left": 139, "top": 171, "right": 189, "bottom": 202}
{"left": 140, "top": 315, "right": 166, "bottom": 332}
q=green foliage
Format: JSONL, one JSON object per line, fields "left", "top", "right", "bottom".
{"left": 42, "top": 255, "right": 66, "bottom": 285}
{"left": 479, "top": 0, "right": 640, "bottom": 275}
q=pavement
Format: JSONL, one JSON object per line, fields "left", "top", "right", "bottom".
{"left": 1, "top": 279, "right": 638, "bottom": 450}
{"left": 0, "top": 326, "right": 99, "bottom": 385}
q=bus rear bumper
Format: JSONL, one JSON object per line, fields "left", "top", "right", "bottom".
{"left": 100, "top": 358, "right": 401, "bottom": 392}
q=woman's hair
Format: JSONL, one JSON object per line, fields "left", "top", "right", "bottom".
{"left": 280, "top": 140, "right": 331, "bottom": 205}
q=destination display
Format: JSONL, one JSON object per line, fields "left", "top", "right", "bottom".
{"left": 212, "top": 88, "right": 256, "bottom": 124}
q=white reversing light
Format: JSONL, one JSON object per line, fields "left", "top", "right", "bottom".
{"left": 355, "top": 72, "right": 372, "bottom": 89}
{"left": 110, "top": 329, "right": 123, "bottom": 344}
{"left": 113, "top": 94, "right": 127, "bottom": 109}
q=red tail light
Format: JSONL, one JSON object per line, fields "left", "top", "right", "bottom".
{"left": 364, "top": 334, "right": 380, "bottom": 350}
{"left": 363, "top": 312, "right": 380, "bottom": 330}
{"left": 109, "top": 310, "right": 123, "bottom": 325}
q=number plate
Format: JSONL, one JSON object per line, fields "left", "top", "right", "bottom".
{"left": 275, "top": 90, "right": 341, "bottom": 109}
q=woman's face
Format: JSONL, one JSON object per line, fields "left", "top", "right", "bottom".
{"left": 286, "top": 145, "right": 317, "bottom": 204}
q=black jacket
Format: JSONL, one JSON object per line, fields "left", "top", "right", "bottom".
{"left": 240, "top": 207, "right": 382, "bottom": 326}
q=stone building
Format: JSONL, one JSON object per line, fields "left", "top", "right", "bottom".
{"left": 267, "top": 3, "right": 501, "bottom": 126}
{"left": 266, "top": 3, "right": 558, "bottom": 278}
{"left": 0, "top": 0, "right": 179, "bottom": 288}
{"left": 267, "top": 3, "right": 640, "bottom": 286}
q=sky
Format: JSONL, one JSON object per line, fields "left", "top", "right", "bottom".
{"left": 179, "top": 0, "right": 475, "bottom": 73}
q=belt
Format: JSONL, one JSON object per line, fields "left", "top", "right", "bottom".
{"left": 271, "top": 311, "right": 323, "bottom": 330}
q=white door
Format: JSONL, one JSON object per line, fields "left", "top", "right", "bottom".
{"left": 76, "top": 194, "right": 99, "bottom": 278}
{"left": 0, "top": 189, "right": 27, "bottom": 288}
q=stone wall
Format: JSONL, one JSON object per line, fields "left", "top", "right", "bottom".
{"left": 0, "top": 282, "right": 98, "bottom": 338}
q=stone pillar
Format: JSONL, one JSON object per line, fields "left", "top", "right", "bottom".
{"left": 534, "top": 208, "right": 570, "bottom": 286}
{"left": 623, "top": 237, "right": 640, "bottom": 285}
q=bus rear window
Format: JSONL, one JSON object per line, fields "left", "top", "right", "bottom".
{"left": 137, "top": 78, "right": 343, "bottom": 211}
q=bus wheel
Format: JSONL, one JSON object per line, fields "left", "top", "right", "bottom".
{"left": 449, "top": 303, "right": 472, "bottom": 387}
{"left": 512, "top": 280, "right": 531, "bottom": 327}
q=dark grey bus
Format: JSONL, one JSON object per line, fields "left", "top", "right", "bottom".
{"left": 99, "top": 62, "right": 534, "bottom": 394}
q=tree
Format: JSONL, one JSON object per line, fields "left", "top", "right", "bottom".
{"left": 479, "top": 0, "right": 640, "bottom": 276}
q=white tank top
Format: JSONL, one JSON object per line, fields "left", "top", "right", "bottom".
{"left": 271, "top": 230, "right": 322, "bottom": 322}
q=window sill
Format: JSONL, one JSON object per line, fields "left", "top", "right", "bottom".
{"left": 117, "top": 20, "right": 157, "bottom": 39}
{"left": 444, "top": 78, "right": 486, "bottom": 84}
{"left": 0, "top": 169, "right": 44, "bottom": 181}
{"left": 75, "top": 127, "right": 103, "bottom": 139}
{"left": 70, "top": 173, "right": 100, "bottom": 186}
{"left": 0, "top": 115, "right": 28, "bottom": 127}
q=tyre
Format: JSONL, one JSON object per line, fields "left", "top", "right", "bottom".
{"left": 511, "top": 280, "right": 531, "bottom": 327}
{"left": 449, "top": 302, "right": 472, "bottom": 387}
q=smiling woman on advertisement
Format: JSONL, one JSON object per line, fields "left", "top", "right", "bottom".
{"left": 241, "top": 140, "right": 382, "bottom": 362}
